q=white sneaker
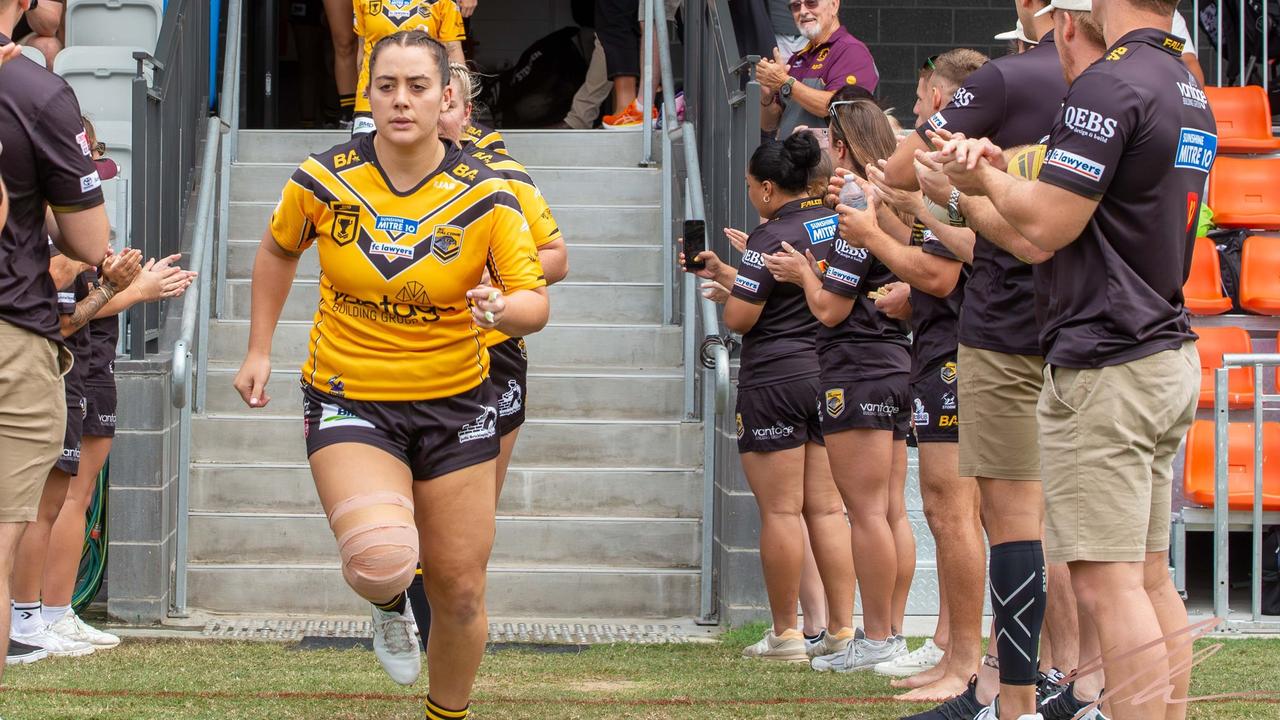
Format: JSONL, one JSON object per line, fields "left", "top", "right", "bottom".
{"left": 806, "top": 627, "right": 855, "bottom": 658}
{"left": 810, "top": 628, "right": 899, "bottom": 672}
{"left": 11, "top": 625, "right": 94, "bottom": 658}
{"left": 47, "top": 612, "right": 121, "bottom": 649}
{"left": 874, "top": 637, "right": 945, "bottom": 677}
{"left": 893, "top": 633, "right": 908, "bottom": 657}
{"left": 740, "top": 628, "right": 809, "bottom": 661}
{"left": 371, "top": 599, "right": 421, "bottom": 685}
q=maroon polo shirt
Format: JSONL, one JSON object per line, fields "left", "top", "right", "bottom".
{"left": 786, "top": 26, "right": 879, "bottom": 94}
{"left": 1036, "top": 29, "right": 1215, "bottom": 368}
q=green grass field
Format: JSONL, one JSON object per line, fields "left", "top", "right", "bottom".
{"left": 1, "top": 624, "right": 1277, "bottom": 719}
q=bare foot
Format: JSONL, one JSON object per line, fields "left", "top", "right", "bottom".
{"left": 896, "top": 673, "right": 971, "bottom": 702}
{"left": 891, "top": 660, "right": 947, "bottom": 690}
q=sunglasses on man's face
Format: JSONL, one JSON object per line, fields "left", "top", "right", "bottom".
{"left": 789, "top": 0, "right": 822, "bottom": 14}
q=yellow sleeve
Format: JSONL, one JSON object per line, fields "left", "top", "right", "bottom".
{"left": 270, "top": 167, "right": 324, "bottom": 256}
{"left": 433, "top": 0, "right": 467, "bottom": 42}
{"left": 352, "top": 0, "right": 365, "bottom": 35}
{"left": 514, "top": 181, "right": 561, "bottom": 249}
{"left": 486, "top": 183, "right": 546, "bottom": 294}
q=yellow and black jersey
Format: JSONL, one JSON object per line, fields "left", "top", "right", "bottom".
{"left": 353, "top": 0, "right": 466, "bottom": 115}
{"left": 270, "top": 134, "right": 546, "bottom": 402}
{"left": 464, "top": 122, "right": 507, "bottom": 155}
{"left": 466, "top": 144, "right": 562, "bottom": 348}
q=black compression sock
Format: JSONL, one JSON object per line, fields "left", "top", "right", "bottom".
{"left": 339, "top": 93, "right": 355, "bottom": 122}
{"left": 989, "top": 540, "right": 1046, "bottom": 686}
{"left": 373, "top": 591, "right": 407, "bottom": 615}
{"left": 407, "top": 565, "right": 432, "bottom": 651}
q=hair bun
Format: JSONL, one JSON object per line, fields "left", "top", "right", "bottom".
{"left": 782, "top": 131, "right": 822, "bottom": 173}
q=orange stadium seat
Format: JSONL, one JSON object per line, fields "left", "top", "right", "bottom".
{"left": 1208, "top": 157, "right": 1280, "bottom": 229}
{"left": 1194, "top": 326, "right": 1255, "bottom": 409}
{"left": 1184, "top": 236, "right": 1234, "bottom": 315}
{"left": 1204, "top": 85, "right": 1280, "bottom": 154}
{"left": 1239, "top": 235, "right": 1280, "bottom": 314}
{"left": 1183, "top": 419, "right": 1280, "bottom": 511}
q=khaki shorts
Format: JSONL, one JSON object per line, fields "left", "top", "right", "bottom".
{"left": 1038, "top": 341, "right": 1199, "bottom": 564}
{"left": 957, "top": 344, "right": 1044, "bottom": 480}
{"left": 0, "top": 320, "right": 70, "bottom": 522}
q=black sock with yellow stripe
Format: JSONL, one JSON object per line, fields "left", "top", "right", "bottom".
{"left": 425, "top": 695, "right": 469, "bottom": 719}
{"left": 373, "top": 592, "right": 407, "bottom": 615}
{"left": 338, "top": 93, "right": 355, "bottom": 121}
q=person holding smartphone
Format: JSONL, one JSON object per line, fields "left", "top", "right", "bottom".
{"left": 682, "top": 132, "right": 856, "bottom": 662}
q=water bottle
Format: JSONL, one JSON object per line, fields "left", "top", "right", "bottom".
{"left": 838, "top": 173, "right": 868, "bottom": 210}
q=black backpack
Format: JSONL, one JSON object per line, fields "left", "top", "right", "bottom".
{"left": 1208, "top": 229, "right": 1246, "bottom": 313}
{"left": 490, "top": 27, "right": 589, "bottom": 128}
{"left": 1198, "top": 1, "right": 1280, "bottom": 111}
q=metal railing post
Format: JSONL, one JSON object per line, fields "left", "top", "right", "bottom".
{"left": 1251, "top": 364, "right": 1264, "bottom": 622}
{"left": 1216, "top": 0, "right": 1223, "bottom": 87}
{"left": 1213, "top": 366, "right": 1230, "bottom": 623}
{"left": 1238, "top": 0, "right": 1246, "bottom": 86}
{"left": 641, "top": 0, "right": 655, "bottom": 165}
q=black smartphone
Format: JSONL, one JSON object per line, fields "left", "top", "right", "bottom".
{"left": 683, "top": 220, "right": 706, "bottom": 272}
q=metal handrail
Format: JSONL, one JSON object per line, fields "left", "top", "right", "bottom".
{"left": 1212, "top": 352, "right": 1280, "bottom": 631}
{"left": 168, "top": 0, "right": 245, "bottom": 616}
{"left": 645, "top": 0, "right": 730, "bottom": 625}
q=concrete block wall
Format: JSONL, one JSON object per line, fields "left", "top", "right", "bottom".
{"left": 107, "top": 356, "right": 179, "bottom": 624}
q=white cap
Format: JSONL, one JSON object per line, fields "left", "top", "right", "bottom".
{"left": 1035, "top": 0, "right": 1092, "bottom": 17}
{"left": 994, "top": 20, "right": 1038, "bottom": 45}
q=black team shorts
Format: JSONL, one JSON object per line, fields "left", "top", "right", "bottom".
{"left": 301, "top": 381, "right": 501, "bottom": 480}
{"left": 488, "top": 337, "right": 528, "bottom": 437}
{"left": 819, "top": 371, "right": 911, "bottom": 441}
{"left": 55, "top": 395, "right": 86, "bottom": 476}
{"left": 82, "top": 383, "right": 118, "bottom": 438}
{"left": 735, "top": 377, "right": 824, "bottom": 454}
{"left": 911, "top": 356, "right": 959, "bottom": 444}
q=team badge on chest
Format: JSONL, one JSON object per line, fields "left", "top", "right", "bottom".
{"left": 431, "top": 225, "right": 464, "bottom": 263}
{"left": 331, "top": 204, "right": 362, "bottom": 246}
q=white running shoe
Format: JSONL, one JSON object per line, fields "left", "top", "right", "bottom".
{"left": 741, "top": 628, "right": 809, "bottom": 661}
{"left": 810, "top": 628, "right": 899, "bottom": 672}
{"left": 874, "top": 637, "right": 945, "bottom": 677}
{"left": 11, "top": 626, "right": 94, "bottom": 658}
{"left": 805, "top": 627, "right": 855, "bottom": 658}
{"left": 893, "top": 633, "right": 908, "bottom": 657}
{"left": 47, "top": 612, "right": 121, "bottom": 649}
{"left": 371, "top": 599, "right": 421, "bottom": 685}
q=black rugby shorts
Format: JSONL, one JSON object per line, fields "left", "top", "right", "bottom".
{"left": 488, "top": 337, "right": 528, "bottom": 437}
{"left": 735, "top": 377, "right": 824, "bottom": 454}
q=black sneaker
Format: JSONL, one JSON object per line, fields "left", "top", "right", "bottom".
{"left": 5, "top": 639, "right": 48, "bottom": 665}
{"left": 900, "top": 675, "right": 985, "bottom": 720}
{"left": 1040, "top": 682, "right": 1108, "bottom": 720}
{"left": 1037, "top": 670, "right": 1064, "bottom": 705}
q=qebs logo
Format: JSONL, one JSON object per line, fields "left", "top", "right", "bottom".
{"left": 1063, "top": 106, "right": 1118, "bottom": 143}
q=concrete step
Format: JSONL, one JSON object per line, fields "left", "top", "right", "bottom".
{"left": 188, "top": 513, "right": 700, "bottom": 568}
{"left": 190, "top": 415, "right": 703, "bottom": 468}
{"left": 187, "top": 563, "right": 699, "bottom": 618}
{"left": 201, "top": 365, "right": 683, "bottom": 419}
{"left": 228, "top": 202, "right": 662, "bottom": 246}
{"left": 206, "top": 320, "right": 684, "bottom": 368}
{"left": 190, "top": 463, "right": 702, "bottom": 518}
{"left": 234, "top": 129, "right": 651, "bottom": 168}
{"left": 231, "top": 163, "right": 660, "bottom": 206}
{"left": 222, "top": 239, "right": 662, "bottom": 283}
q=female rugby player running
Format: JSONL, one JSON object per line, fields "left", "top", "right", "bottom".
{"left": 683, "top": 133, "right": 856, "bottom": 662}
{"left": 234, "top": 31, "right": 548, "bottom": 720}
{"left": 765, "top": 98, "right": 915, "bottom": 674}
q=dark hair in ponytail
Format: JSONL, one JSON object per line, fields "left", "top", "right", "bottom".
{"left": 748, "top": 132, "right": 822, "bottom": 194}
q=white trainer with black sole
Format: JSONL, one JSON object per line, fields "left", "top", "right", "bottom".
{"left": 47, "top": 612, "right": 121, "bottom": 649}
{"left": 805, "top": 627, "right": 856, "bottom": 658}
{"left": 810, "top": 628, "right": 899, "bottom": 672}
{"left": 371, "top": 599, "right": 421, "bottom": 685}
{"left": 740, "top": 628, "right": 809, "bottom": 662}
{"left": 874, "top": 637, "right": 945, "bottom": 677}
{"left": 10, "top": 626, "right": 94, "bottom": 658}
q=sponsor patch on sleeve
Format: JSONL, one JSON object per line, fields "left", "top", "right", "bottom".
{"left": 928, "top": 112, "right": 947, "bottom": 131}
{"left": 1044, "top": 148, "right": 1105, "bottom": 182}
{"left": 803, "top": 215, "right": 839, "bottom": 244}
{"left": 741, "top": 249, "right": 765, "bottom": 269}
{"left": 1173, "top": 128, "right": 1217, "bottom": 173}
{"left": 80, "top": 171, "right": 102, "bottom": 193}
{"left": 824, "top": 267, "right": 861, "bottom": 288}
{"left": 76, "top": 131, "right": 91, "bottom": 156}
{"left": 733, "top": 275, "right": 761, "bottom": 294}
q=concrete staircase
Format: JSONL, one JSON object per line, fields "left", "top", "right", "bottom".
{"left": 189, "top": 129, "right": 702, "bottom": 618}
